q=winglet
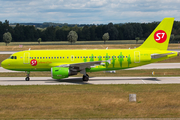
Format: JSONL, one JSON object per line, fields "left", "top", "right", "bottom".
{"left": 137, "top": 18, "right": 174, "bottom": 50}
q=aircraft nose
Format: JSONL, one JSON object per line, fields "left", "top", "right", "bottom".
{"left": 1, "top": 60, "right": 8, "bottom": 69}
{"left": 1, "top": 60, "right": 5, "bottom": 68}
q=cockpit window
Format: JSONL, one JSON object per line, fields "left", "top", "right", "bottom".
{"left": 9, "top": 56, "right": 17, "bottom": 59}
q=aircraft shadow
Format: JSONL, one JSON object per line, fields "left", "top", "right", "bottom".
{"left": 46, "top": 78, "right": 92, "bottom": 84}
{"left": 46, "top": 77, "right": 160, "bottom": 84}
{"left": 0, "top": 77, "right": 160, "bottom": 85}
{"left": 89, "top": 78, "right": 160, "bottom": 81}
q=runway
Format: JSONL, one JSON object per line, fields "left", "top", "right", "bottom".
{"left": 0, "top": 77, "right": 180, "bottom": 85}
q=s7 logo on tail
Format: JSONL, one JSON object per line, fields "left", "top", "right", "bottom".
{"left": 154, "top": 30, "right": 167, "bottom": 43}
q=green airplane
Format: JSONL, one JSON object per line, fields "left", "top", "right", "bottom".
{"left": 1, "top": 18, "right": 178, "bottom": 81}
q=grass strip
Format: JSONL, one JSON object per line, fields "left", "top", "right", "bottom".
{"left": 0, "top": 40, "right": 144, "bottom": 46}
{"left": 0, "top": 84, "right": 180, "bottom": 119}
{"left": 0, "top": 43, "right": 179, "bottom": 51}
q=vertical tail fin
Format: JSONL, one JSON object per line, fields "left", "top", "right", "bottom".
{"left": 137, "top": 18, "right": 174, "bottom": 50}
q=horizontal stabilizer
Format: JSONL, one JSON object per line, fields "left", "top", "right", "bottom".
{"left": 151, "top": 53, "right": 175, "bottom": 59}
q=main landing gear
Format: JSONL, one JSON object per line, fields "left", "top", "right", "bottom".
{"left": 81, "top": 69, "right": 89, "bottom": 82}
{"left": 25, "top": 71, "right": 30, "bottom": 81}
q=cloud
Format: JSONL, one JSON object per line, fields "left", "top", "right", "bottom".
{"left": 0, "top": 0, "right": 180, "bottom": 24}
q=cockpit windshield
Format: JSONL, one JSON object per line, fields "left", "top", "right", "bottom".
{"left": 9, "top": 56, "right": 17, "bottom": 59}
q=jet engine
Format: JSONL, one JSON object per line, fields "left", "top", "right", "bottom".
{"left": 51, "top": 67, "right": 77, "bottom": 79}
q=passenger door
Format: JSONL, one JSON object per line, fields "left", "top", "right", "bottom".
{"left": 134, "top": 51, "right": 140, "bottom": 63}
{"left": 23, "top": 52, "right": 30, "bottom": 64}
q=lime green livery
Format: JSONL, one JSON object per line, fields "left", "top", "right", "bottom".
{"left": 1, "top": 18, "right": 178, "bottom": 81}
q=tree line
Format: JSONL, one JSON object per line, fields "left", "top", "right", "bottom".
{"left": 10, "top": 22, "right": 98, "bottom": 28}
{"left": 1, "top": 20, "right": 180, "bottom": 43}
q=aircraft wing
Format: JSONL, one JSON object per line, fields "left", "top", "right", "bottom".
{"left": 54, "top": 59, "right": 111, "bottom": 71}
{"left": 151, "top": 52, "right": 175, "bottom": 59}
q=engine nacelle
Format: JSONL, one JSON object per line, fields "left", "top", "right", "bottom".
{"left": 51, "top": 67, "right": 77, "bottom": 79}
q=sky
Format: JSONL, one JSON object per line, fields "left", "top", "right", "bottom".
{"left": 1, "top": 0, "right": 180, "bottom": 24}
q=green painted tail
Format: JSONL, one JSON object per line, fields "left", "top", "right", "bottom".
{"left": 137, "top": 18, "right": 174, "bottom": 50}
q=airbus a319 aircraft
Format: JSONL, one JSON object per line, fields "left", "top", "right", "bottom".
{"left": 1, "top": 18, "right": 178, "bottom": 81}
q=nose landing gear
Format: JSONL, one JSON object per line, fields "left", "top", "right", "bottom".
{"left": 25, "top": 71, "right": 30, "bottom": 81}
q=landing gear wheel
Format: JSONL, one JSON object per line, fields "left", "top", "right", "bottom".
{"left": 25, "top": 77, "right": 30, "bottom": 81}
{"left": 82, "top": 74, "right": 89, "bottom": 82}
